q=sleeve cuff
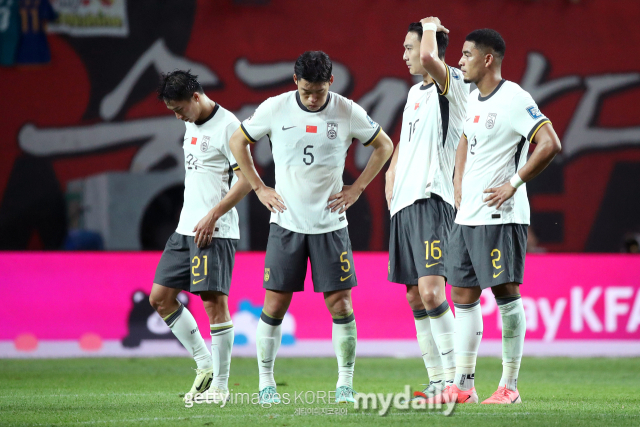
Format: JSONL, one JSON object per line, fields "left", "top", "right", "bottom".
{"left": 240, "top": 123, "right": 257, "bottom": 143}
{"left": 231, "top": 163, "right": 240, "bottom": 171}
{"left": 527, "top": 119, "right": 551, "bottom": 143}
{"left": 439, "top": 65, "right": 451, "bottom": 97}
{"left": 462, "top": 133, "right": 467, "bottom": 139}
{"left": 362, "top": 126, "right": 382, "bottom": 146}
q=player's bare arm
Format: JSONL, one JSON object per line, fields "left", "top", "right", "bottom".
{"left": 453, "top": 134, "right": 468, "bottom": 210}
{"left": 328, "top": 129, "right": 393, "bottom": 214}
{"left": 385, "top": 141, "right": 401, "bottom": 210}
{"left": 419, "top": 16, "right": 449, "bottom": 89}
{"left": 193, "top": 169, "right": 252, "bottom": 248}
{"left": 229, "top": 127, "right": 286, "bottom": 214}
{"left": 484, "top": 123, "right": 562, "bottom": 209}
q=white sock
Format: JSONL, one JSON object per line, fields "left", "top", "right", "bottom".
{"left": 497, "top": 296, "right": 526, "bottom": 391}
{"left": 164, "top": 303, "right": 211, "bottom": 370}
{"left": 413, "top": 309, "right": 445, "bottom": 383}
{"left": 453, "top": 300, "right": 483, "bottom": 391}
{"left": 332, "top": 312, "right": 357, "bottom": 389}
{"left": 210, "top": 321, "right": 234, "bottom": 390}
{"left": 427, "top": 301, "right": 456, "bottom": 385}
{"left": 256, "top": 312, "right": 282, "bottom": 391}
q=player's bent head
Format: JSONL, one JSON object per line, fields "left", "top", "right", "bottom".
{"left": 293, "top": 51, "right": 334, "bottom": 111}
{"left": 465, "top": 29, "right": 505, "bottom": 63}
{"left": 407, "top": 22, "right": 449, "bottom": 61}
{"left": 157, "top": 70, "right": 205, "bottom": 123}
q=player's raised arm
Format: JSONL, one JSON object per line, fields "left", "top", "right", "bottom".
{"left": 419, "top": 17, "right": 449, "bottom": 90}
{"left": 229, "top": 127, "right": 286, "bottom": 213}
{"left": 453, "top": 133, "right": 468, "bottom": 210}
{"left": 328, "top": 129, "right": 393, "bottom": 214}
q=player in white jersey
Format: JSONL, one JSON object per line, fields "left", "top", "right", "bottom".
{"left": 152, "top": 71, "right": 252, "bottom": 403}
{"left": 229, "top": 51, "right": 393, "bottom": 404}
{"left": 386, "top": 18, "right": 469, "bottom": 399}
{"left": 424, "top": 30, "right": 561, "bottom": 405}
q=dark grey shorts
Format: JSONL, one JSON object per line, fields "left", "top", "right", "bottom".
{"left": 154, "top": 232, "right": 238, "bottom": 295}
{"left": 446, "top": 223, "right": 527, "bottom": 290}
{"left": 388, "top": 195, "right": 455, "bottom": 284}
{"left": 263, "top": 223, "right": 357, "bottom": 293}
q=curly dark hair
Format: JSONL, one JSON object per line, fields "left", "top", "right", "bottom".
{"left": 294, "top": 51, "right": 333, "bottom": 83}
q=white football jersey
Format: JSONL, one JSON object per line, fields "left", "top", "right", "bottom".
{"left": 390, "top": 65, "right": 469, "bottom": 216}
{"left": 241, "top": 91, "right": 381, "bottom": 234}
{"left": 456, "top": 80, "right": 551, "bottom": 225}
{"left": 176, "top": 103, "right": 241, "bottom": 239}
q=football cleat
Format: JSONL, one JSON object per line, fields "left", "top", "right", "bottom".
{"left": 481, "top": 386, "right": 522, "bottom": 404}
{"left": 202, "top": 386, "right": 231, "bottom": 404}
{"left": 335, "top": 386, "right": 357, "bottom": 403}
{"left": 411, "top": 381, "right": 446, "bottom": 401}
{"left": 415, "top": 384, "right": 478, "bottom": 404}
{"left": 184, "top": 367, "right": 213, "bottom": 401}
{"left": 258, "top": 386, "right": 281, "bottom": 404}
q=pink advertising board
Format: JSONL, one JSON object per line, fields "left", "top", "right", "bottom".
{"left": 2, "top": 253, "right": 640, "bottom": 357}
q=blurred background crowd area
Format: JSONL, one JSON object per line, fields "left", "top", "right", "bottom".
{"left": 0, "top": 0, "right": 638, "bottom": 253}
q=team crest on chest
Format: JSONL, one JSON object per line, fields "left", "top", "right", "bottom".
{"left": 485, "top": 113, "right": 497, "bottom": 129}
{"left": 327, "top": 122, "right": 338, "bottom": 140}
{"left": 201, "top": 136, "right": 210, "bottom": 152}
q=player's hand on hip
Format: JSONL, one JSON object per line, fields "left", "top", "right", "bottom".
{"left": 454, "top": 185, "right": 462, "bottom": 210}
{"left": 328, "top": 185, "right": 361, "bottom": 214}
{"left": 483, "top": 182, "right": 517, "bottom": 209}
{"left": 193, "top": 210, "right": 217, "bottom": 248}
{"left": 256, "top": 185, "right": 286, "bottom": 213}
{"left": 419, "top": 16, "right": 449, "bottom": 33}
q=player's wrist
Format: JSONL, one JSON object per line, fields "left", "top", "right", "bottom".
{"left": 422, "top": 22, "right": 437, "bottom": 32}
{"left": 509, "top": 173, "right": 525, "bottom": 189}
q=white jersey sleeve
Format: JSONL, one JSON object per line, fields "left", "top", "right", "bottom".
{"left": 439, "top": 65, "right": 469, "bottom": 106}
{"left": 222, "top": 121, "right": 240, "bottom": 170}
{"left": 240, "top": 97, "right": 273, "bottom": 143}
{"left": 349, "top": 101, "right": 381, "bottom": 146}
{"left": 509, "top": 91, "right": 551, "bottom": 142}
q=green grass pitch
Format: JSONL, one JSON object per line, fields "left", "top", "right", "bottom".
{"left": 1, "top": 357, "right": 639, "bottom": 426}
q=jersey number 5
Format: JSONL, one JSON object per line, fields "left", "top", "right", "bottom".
{"left": 303, "top": 145, "right": 314, "bottom": 165}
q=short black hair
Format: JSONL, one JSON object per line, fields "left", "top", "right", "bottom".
{"left": 157, "top": 70, "right": 203, "bottom": 102}
{"left": 465, "top": 29, "right": 506, "bottom": 59}
{"left": 407, "top": 22, "right": 449, "bottom": 60}
{"left": 294, "top": 51, "right": 332, "bottom": 83}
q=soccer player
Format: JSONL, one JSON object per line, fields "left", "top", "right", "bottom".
{"left": 386, "top": 18, "right": 469, "bottom": 399}
{"left": 229, "top": 51, "right": 394, "bottom": 404}
{"left": 429, "top": 29, "right": 561, "bottom": 404}
{"left": 152, "top": 70, "right": 252, "bottom": 402}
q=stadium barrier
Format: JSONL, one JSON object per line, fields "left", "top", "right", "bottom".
{"left": 2, "top": 252, "right": 639, "bottom": 358}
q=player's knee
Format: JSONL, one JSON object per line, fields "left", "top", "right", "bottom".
{"left": 326, "top": 295, "right": 352, "bottom": 318}
{"left": 420, "top": 289, "right": 439, "bottom": 308}
{"left": 149, "top": 294, "right": 162, "bottom": 311}
{"left": 405, "top": 286, "right": 424, "bottom": 310}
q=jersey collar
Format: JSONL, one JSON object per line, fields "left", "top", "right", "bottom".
{"left": 296, "top": 91, "right": 331, "bottom": 113}
{"left": 420, "top": 82, "right": 434, "bottom": 91}
{"left": 194, "top": 102, "right": 220, "bottom": 125}
{"left": 478, "top": 79, "right": 505, "bottom": 102}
